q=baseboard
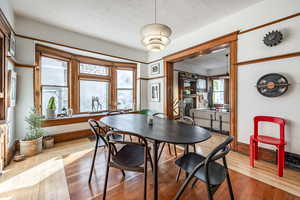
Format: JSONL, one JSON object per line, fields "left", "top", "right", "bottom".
{"left": 52, "top": 129, "right": 93, "bottom": 143}
{"left": 237, "top": 142, "right": 277, "bottom": 163}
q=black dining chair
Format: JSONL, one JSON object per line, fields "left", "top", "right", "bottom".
{"left": 103, "top": 131, "right": 153, "bottom": 200}
{"left": 174, "top": 136, "right": 234, "bottom": 200}
{"left": 175, "top": 116, "right": 197, "bottom": 181}
{"left": 152, "top": 113, "right": 174, "bottom": 160}
{"left": 88, "top": 119, "right": 123, "bottom": 183}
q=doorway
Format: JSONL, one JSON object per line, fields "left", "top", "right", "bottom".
{"left": 163, "top": 32, "right": 238, "bottom": 150}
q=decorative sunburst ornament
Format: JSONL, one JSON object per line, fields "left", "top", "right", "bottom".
{"left": 263, "top": 30, "right": 283, "bottom": 47}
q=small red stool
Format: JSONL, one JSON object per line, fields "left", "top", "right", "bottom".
{"left": 250, "top": 116, "right": 286, "bottom": 177}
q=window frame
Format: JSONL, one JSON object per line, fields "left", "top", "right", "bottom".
{"left": 115, "top": 66, "right": 136, "bottom": 110}
{"left": 35, "top": 45, "right": 137, "bottom": 116}
{"left": 212, "top": 78, "right": 225, "bottom": 106}
{"left": 40, "top": 55, "right": 70, "bottom": 116}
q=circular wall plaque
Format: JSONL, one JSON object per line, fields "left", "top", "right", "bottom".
{"left": 263, "top": 30, "right": 283, "bottom": 47}
{"left": 256, "top": 73, "right": 289, "bottom": 97}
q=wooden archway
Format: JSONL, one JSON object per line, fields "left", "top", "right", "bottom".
{"left": 163, "top": 31, "right": 238, "bottom": 150}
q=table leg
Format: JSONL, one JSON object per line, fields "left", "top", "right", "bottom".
{"left": 185, "top": 144, "right": 189, "bottom": 179}
{"left": 153, "top": 140, "right": 158, "bottom": 200}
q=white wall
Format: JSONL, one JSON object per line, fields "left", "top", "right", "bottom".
{"left": 0, "top": 0, "right": 14, "bottom": 27}
{"left": 146, "top": 60, "right": 165, "bottom": 113}
{"left": 15, "top": 16, "right": 148, "bottom": 63}
{"left": 238, "top": 57, "right": 300, "bottom": 153}
{"left": 237, "top": 14, "right": 300, "bottom": 154}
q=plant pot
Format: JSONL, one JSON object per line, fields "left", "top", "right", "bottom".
{"left": 43, "top": 136, "right": 54, "bottom": 149}
{"left": 46, "top": 109, "right": 56, "bottom": 119}
{"left": 20, "top": 136, "right": 43, "bottom": 157}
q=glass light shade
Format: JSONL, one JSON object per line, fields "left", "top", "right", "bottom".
{"left": 141, "top": 23, "right": 172, "bottom": 51}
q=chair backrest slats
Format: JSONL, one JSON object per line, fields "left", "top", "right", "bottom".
{"left": 253, "top": 116, "right": 285, "bottom": 143}
{"left": 88, "top": 119, "right": 108, "bottom": 146}
{"left": 204, "top": 136, "right": 233, "bottom": 185}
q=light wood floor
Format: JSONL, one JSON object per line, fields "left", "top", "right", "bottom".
{"left": 1, "top": 133, "right": 300, "bottom": 200}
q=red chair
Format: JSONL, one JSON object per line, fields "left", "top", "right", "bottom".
{"left": 250, "top": 116, "right": 286, "bottom": 176}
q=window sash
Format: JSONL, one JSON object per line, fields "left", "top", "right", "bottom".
{"left": 40, "top": 55, "right": 70, "bottom": 115}
{"left": 79, "top": 79, "right": 110, "bottom": 113}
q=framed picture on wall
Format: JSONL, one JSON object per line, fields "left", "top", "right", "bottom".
{"left": 150, "top": 63, "right": 160, "bottom": 75}
{"left": 8, "top": 70, "right": 17, "bottom": 107}
{"left": 151, "top": 83, "right": 160, "bottom": 102}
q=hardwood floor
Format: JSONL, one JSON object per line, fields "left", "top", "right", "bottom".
{"left": 1, "top": 133, "right": 300, "bottom": 200}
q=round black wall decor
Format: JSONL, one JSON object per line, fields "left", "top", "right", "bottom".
{"left": 256, "top": 73, "right": 289, "bottom": 97}
{"left": 263, "top": 30, "right": 283, "bottom": 47}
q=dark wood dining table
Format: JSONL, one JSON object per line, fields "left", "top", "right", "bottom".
{"left": 101, "top": 114, "right": 212, "bottom": 200}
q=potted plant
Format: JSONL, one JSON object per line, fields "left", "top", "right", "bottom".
{"left": 46, "top": 96, "right": 56, "bottom": 119}
{"left": 20, "top": 109, "right": 45, "bottom": 156}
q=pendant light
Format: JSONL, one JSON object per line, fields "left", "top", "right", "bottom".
{"left": 141, "top": 0, "right": 172, "bottom": 52}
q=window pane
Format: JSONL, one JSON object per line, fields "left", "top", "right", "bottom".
{"left": 80, "top": 63, "right": 108, "bottom": 76}
{"left": 42, "top": 86, "right": 68, "bottom": 116}
{"left": 213, "top": 92, "right": 224, "bottom": 105}
{"left": 80, "top": 80, "right": 109, "bottom": 112}
{"left": 213, "top": 79, "right": 224, "bottom": 92}
{"left": 197, "top": 79, "right": 206, "bottom": 90}
{"left": 117, "top": 70, "right": 133, "bottom": 88}
{"left": 117, "top": 90, "right": 133, "bottom": 110}
{"left": 41, "top": 56, "right": 68, "bottom": 86}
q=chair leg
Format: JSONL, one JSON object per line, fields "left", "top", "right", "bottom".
{"left": 174, "top": 173, "right": 194, "bottom": 200}
{"left": 226, "top": 171, "right": 234, "bottom": 200}
{"left": 176, "top": 168, "right": 181, "bottom": 182}
{"left": 88, "top": 138, "right": 99, "bottom": 183}
{"left": 158, "top": 143, "right": 166, "bottom": 161}
{"left": 250, "top": 138, "right": 254, "bottom": 167}
{"left": 206, "top": 183, "right": 214, "bottom": 200}
{"left": 193, "top": 144, "right": 196, "bottom": 153}
{"left": 174, "top": 144, "right": 178, "bottom": 158}
{"left": 103, "top": 151, "right": 111, "bottom": 200}
{"left": 147, "top": 149, "right": 154, "bottom": 172}
{"left": 254, "top": 141, "right": 258, "bottom": 160}
{"left": 191, "top": 178, "right": 198, "bottom": 188}
{"left": 167, "top": 143, "right": 172, "bottom": 155}
{"left": 278, "top": 146, "right": 284, "bottom": 177}
{"left": 144, "top": 150, "right": 148, "bottom": 200}
{"left": 121, "top": 169, "right": 126, "bottom": 177}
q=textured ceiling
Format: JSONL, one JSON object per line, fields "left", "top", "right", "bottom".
{"left": 12, "top": 0, "right": 262, "bottom": 50}
{"left": 174, "top": 49, "right": 229, "bottom": 74}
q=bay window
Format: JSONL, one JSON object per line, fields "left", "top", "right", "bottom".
{"left": 35, "top": 45, "right": 136, "bottom": 117}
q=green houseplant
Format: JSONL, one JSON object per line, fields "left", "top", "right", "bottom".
{"left": 46, "top": 96, "right": 56, "bottom": 119}
{"left": 20, "top": 109, "right": 45, "bottom": 156}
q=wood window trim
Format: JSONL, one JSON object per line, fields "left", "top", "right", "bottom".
{"left": 35, "top": 44, "right": 137, "bottom": 118}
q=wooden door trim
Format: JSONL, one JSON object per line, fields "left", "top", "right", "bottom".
{"left": 163, "top": 32, "right": 238, "bottom": 150}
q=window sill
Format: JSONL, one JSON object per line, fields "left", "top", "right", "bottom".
{"left": 41, "top": 110, "right": 137, "bottom": 127}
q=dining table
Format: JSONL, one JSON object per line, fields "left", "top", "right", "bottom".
{"left": 100, "top": 113, "right": 212, "bottom": 200}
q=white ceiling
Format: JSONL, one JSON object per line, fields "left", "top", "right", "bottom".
{"left": 174, "top": 48, "right": 229, "bottom": 75}
{"left": 12, "top": 0, "right": 262, "bottom": 51}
